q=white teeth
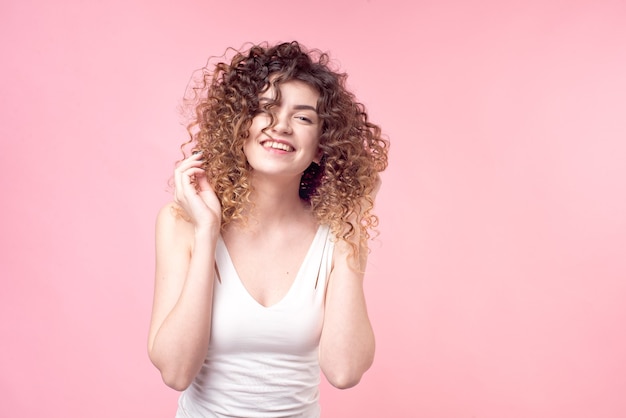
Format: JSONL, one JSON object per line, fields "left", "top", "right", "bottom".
{"left": 263, "top": 141, "right": 294, "bottom": 152}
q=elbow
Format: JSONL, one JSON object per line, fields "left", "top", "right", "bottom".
{"left": 148, "top": 349, "right": 195, "bottom": 392}
{"left": 325, "top": 370, "right": 364, "bottom": 390}
{"left": 321, "top": 356, "right": 373, "bottom": 390}
{"left": 155, "top": 358, "right": 197, "bottom": 391}
{"left": 320, "top": 345, "right": 375, "bottom": 390}
{"left": 161, "top": 371, "right": 193, "bottom": 392}
{"left": 320, "top": 341, "right": 375, "bottom": 390}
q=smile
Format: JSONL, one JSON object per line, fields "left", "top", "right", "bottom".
{"left": 261, "top": 140, "right": 294, "bottom": 152}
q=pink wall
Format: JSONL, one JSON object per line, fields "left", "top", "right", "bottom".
{"left": 2, "top": 0, "right": 625, "bottom": 416}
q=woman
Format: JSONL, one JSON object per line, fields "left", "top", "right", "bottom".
{"left": 148, "top": 41, "right": 389, "bottom": 417}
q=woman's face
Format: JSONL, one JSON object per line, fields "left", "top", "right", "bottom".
{"left": 244, "top": 79, "right": 322, "bottom": 180}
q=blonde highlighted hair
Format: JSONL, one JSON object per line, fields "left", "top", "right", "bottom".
{"left": 180, "top": 41, "right": 389, "bottom": 256}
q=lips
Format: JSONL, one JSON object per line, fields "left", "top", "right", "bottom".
{"left": 261, "top": 139, "right": 295, "bottom": 152}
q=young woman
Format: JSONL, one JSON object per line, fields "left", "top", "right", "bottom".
{"left": 148, "top": 41, "right": 389, "bottom": 417}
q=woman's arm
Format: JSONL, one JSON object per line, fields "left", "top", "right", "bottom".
{"left": 319, "top": 177, "right": 381, "bottom": 389}
{"left": 147, "top": 152, "right": 221, "bottom": 391}
{"left": 319, "top": 235, "right": 376, "bottom": 389}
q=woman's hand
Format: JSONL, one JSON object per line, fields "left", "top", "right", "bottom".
{"left": 173, "top": 152, "right": 221, "bottom": 231}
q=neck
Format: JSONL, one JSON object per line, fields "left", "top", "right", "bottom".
{"left": 241, "top": 172, "right": 311, "bottom": 229}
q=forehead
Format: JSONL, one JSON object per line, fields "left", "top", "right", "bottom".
{"left": 261, "top": 79, "right": 320, "bottom": 104}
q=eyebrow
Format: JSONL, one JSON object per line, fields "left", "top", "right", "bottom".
{"left": 259, "top": 98, "right": 318, "bottom": 113}
{"left": 293, "top": 104, "right": 318, "bottom": 112}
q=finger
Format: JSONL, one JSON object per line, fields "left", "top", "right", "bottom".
{"left": 175, "top": 154, "right": 204, "bottom": 184}
{"left": 174, "top": 166, "right": 204, "bottom": 203}
{"left": 174, "top": 152, "right": 205, "bottom": 203}
{"left": 180, "top": 167, "right": 205, "bottom": 188}
{"left": 196, "top": 173, "right": 211, "bottom": 192}
{"left": 175, "top": 150, "right": 204, "bottom": 167}
{"left": 175, "top": 154, "right": 204, "bottom": 174}
{"left": 181, "top": 169, "right": 208, "bottom": 199}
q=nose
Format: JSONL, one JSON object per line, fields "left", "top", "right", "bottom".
{"left": 270, "top": 110, "right": 292, "bottom": 134}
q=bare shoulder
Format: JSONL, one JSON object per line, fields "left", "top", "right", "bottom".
{"left": 156, "top": 202, "right": 194, "bottom": 249}
{"left": 156, "top": 201, "right": 191, "bottom": 225}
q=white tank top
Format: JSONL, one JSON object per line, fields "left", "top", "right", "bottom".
{"left": 176, "top": 225, "right": 334, "bottom": 418}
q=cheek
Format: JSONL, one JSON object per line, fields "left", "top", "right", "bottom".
{"left": 308, "top": 130, "right": 322, "bottom": 149}
{"left": 249, "top": 114, "right": 269, "bottom": 134}
{"left": 242, "top": 137, "right": 254, "bottom": 160}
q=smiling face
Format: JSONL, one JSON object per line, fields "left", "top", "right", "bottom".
{"left": 244, "top": 79, "right": 322, "bottom": 180}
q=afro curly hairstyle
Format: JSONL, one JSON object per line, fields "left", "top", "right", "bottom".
{"left": 180, "top": 41, "right": 389, "bottom": 258}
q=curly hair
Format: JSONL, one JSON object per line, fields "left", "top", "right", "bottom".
{"left": 181, "top": 41, "right": 389, "bottom": 256}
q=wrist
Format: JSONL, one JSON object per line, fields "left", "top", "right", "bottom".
{"left": 194, "top": 223, "right": 220, "bottom": 240}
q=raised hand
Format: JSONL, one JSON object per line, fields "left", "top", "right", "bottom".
{"left": 173, "top": 151, "right": 222, "bottom": 231}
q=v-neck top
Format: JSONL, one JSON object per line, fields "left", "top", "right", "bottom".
{"left": 176, "top": 225, "right": 334, "bottom": 418}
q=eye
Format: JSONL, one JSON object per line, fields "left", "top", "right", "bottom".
{"left": 296, "top": 115, "right": 313, "bottom": 123}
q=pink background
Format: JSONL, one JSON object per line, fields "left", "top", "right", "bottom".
{"left": 2, "top": 0, "right": 625, "bottom": 417}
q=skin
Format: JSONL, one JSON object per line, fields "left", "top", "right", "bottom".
{"left": 148, "top": 80, "right": 376, "bottom": 392}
